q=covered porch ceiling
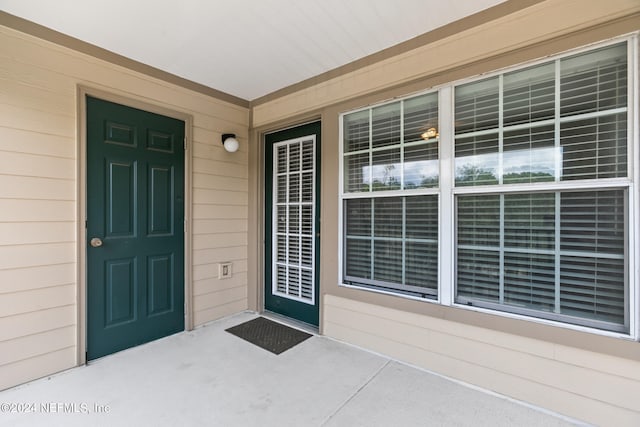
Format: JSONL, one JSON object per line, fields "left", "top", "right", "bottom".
{"left": 0, "top": 0, "right": 507, "bottom": 101}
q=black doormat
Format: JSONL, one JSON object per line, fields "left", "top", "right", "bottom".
{"left": 225, "top": 317, "right": 312, "bottom": 355}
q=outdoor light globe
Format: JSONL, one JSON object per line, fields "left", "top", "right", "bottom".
{"left": 223, "top": 135, "right": 239, "bottom": 153}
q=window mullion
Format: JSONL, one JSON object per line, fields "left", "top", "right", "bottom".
{"left": 554, "top": 191, "right": 561, "bottom": 314}
{"left": 629, "top": 35, "right": 638, "bottom": 339}
{"left": 440, "top": 86, "right": 454, "bottom": 306}
{"left": 552, "top": 57, "right": 563, "bottom": 315}
{"left": 402, "top": 197, "right": 406, "bottom": 285}
{"left": 285, "top": 146, "right": 290, "bottom": 296}
{"left": 368, "top": 109, "right": 373, "bottom": 193}
{"left": 498, "top": 74, "right": 504, "bottom": 185}
{"left": 499, "top": 194, "right": 505, "bottom": 304}
{"left": 370, "top": 198, "right": 375, "bottom": 280}
{"left": 554, "top": 57, "right": 561, "bottom": 182}
{"left": 400, "top": 100, "right": 405, "bottom": 190}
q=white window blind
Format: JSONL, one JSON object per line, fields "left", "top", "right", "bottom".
{"left": 344, "top": 195, "right": 438, "bottom": 296}
{"left": 457, "top": 189, "right": 626, "bottom": 328}
{"left": 344, "top": 93, "right": 439, "bottom": 193}
{"left": 342, "top": 92, "right": 439, "bottom": 297}
{"left": 454, "top": 41, "right": 629, "bottom": 332}
{"left": 339, "top": 38, "right": 634, "bottom": 335}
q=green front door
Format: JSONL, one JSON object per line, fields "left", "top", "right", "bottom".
{"left": 265, "top": 122, "right": 321, "bottom": 326}
{"left": 86, "top": 96, "right": 185, "bottom": 360}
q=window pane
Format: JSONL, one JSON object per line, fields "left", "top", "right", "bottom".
{"left": 372, "top": 102, "right": 401, "bottom": 148}
{"left": 404, "top": 144, "right": 438, "bottom": 189}
{"left": 345, "top": 238, "right": 371, "bottom": 279}
{"left": 374, "top": 197, "right": 402, "bottom": 238}
{"left": 288, "top": 235, "right": 299, "bottom": 264}
{"left": 345, "top": 199, "right": 371, "bottom": 236}
{"left": 276, "top": 206, "right": 286, "bottom": 233}
{"left": 343, "top": 195, "right": 438, "bottom": 297}
{"left": 456, "top": 189, "right": 627, "bottom": 331}
{"left": 277, "top": 175, "right": 286, "bottom": 203}
{"left": 301, "top": 205, "right": 313, "bottom": 235}
{"left": 289, "top": 142, "right": 300, "bottom": 172}
{"left": 560, "top": 42, "right": 627, "bottom": 117}
{"left": 504, "top": 252, "right": 555, "bottom": 311}
{"left": 404, "top": 93, "right": 439, "bottom": 144}
{"left": 455, "top": 77, "right": 499, "bottom": 134}
{"left": 504, "top": 62, "right": 555, "bottom": 126}
{"left": 503, "top": 125, "right": 555, "bottom": 184}
{"left": 288, "top": 173, "right": 299, "bottom": 202}
{"left": 371, "top": 148, "right": 401, "bottom": 191}
{"left": 406, "top": 196, "right": 438, "bottom": 241}
{"left": 406, "top": 241, "right": 438, "bottom": 290}
{"left": 560, "top": 190, "right": 625, "bottom": 255}
{"left": 457, "top": 195, "right": 500, "bottom": 247}
{"left": 560, "top": 113, "right": 627, "bottom": 180}
{"left": 277, "top": 145, "right": 287, "bottom": 173}
{"left": 373, "top": 240, "right": 403, "bottom": 283}
{"left": 288, "top": 205, "right": 299, "bottom": 234}
{"left": 504, "top": 193, "right": 555, "bottom": 250}
{"left": 560, "top": 256, "right": 625, "bottom": 324}
{"left": 301, "top": 172, "right": 313, "bottom": 202}
{"left": 344, "top": 152, "right": 369, "bottom": 192}
{"left": 302, "top": 139, "right": 314, "bottom": 170}
{"left": 455, "top": 133, "right": 499, "bottom": 186}
{"left": 457, "top": 249, "right": 500, "bottom": 302}
{"left": 344, "top": 110, "right": 369, "bottom": 153}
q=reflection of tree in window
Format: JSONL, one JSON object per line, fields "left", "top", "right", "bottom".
{"left": 456, "top": 164, "right": 497, "bottom": 186}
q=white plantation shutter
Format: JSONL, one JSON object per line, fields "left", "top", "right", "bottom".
{"left": 454, "top": 41, "right": 629, "bottom": 332}
{"left": 273, "top": 137, "right": 316, "bottom": 304}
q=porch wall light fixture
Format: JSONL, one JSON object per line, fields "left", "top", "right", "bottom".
{"left": 222, "top": 133, "right": 239, "bottom": 153}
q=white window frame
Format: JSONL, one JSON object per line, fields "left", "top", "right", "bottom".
{"left": 338, "top": 34, "right": 638, "bottom": 340}
{"left": 338, "top": 89, "right": 441, "bottom": 302}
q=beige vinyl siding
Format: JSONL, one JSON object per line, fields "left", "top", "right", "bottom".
{"left": 324, "top": 295, "right": 640, "bottom": 426}
{"left": 0, "top": 23, "right": 249, "bottom": 390}
{"left": 252, "top": 0, "right": 640, "bottom": 127}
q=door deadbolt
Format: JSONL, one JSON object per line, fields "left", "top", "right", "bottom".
{"left": 90, "top": 237, "right": 103, "bottom": 248}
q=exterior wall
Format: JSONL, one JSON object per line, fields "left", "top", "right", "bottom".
{"left": 252, "top": 0, "right": 640, "bottom": 128}
{"left": 249, "top": 1, "right": 640, "bottom": 425}
{"left": 0, "top": 24, "right": 249, "bottom": 390}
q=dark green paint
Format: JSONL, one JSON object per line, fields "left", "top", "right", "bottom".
{"left": 87, "top": 96, "right": 184, "bottom": 360}
{"left": 265, "top": 121, "right": 321, "bottom": 327}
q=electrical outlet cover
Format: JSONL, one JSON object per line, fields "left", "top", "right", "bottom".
{"left": 219, "top": 262, "right": 232, "bottom": 279}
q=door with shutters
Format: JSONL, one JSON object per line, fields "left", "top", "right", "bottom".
{"left": 265, "top": 122, "right": 321, "bottom": 326}
{"left": 86, "top": 96, "right": 185, "bottom": 360}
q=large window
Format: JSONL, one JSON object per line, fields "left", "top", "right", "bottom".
{"left": 342, "top": 92, "right": 439, "bottom": 297}
{"left": 454, "top": 41, "right": 629, "bottom": 332}
{"left": 340, "top": 38, "right": 634, "bottom": 334}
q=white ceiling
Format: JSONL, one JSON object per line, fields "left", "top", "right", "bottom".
{"left": 0, "top": 0, "right": 507, "bottom": 101}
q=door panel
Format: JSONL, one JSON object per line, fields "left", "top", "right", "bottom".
{"left": 265, "top": 122, "right": 321, "bottom": 326}
{"left": 87, "top": 96, "right": 184, "bottom": 360}
{"left": 107, "top": 160, "right": 136, "bottom": 237}
{"left": 148, "top": 254, "right": 174, "bottom": 315}
{"left": 105, "top": 258, "right": 136, "bottom": 326}
{"left": 148, "top": 164, "right": 174, "bottom": 235}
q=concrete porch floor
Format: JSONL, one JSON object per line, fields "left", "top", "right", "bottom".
{"left": 0, "top": 312, "right": 585, "bottom": 427}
